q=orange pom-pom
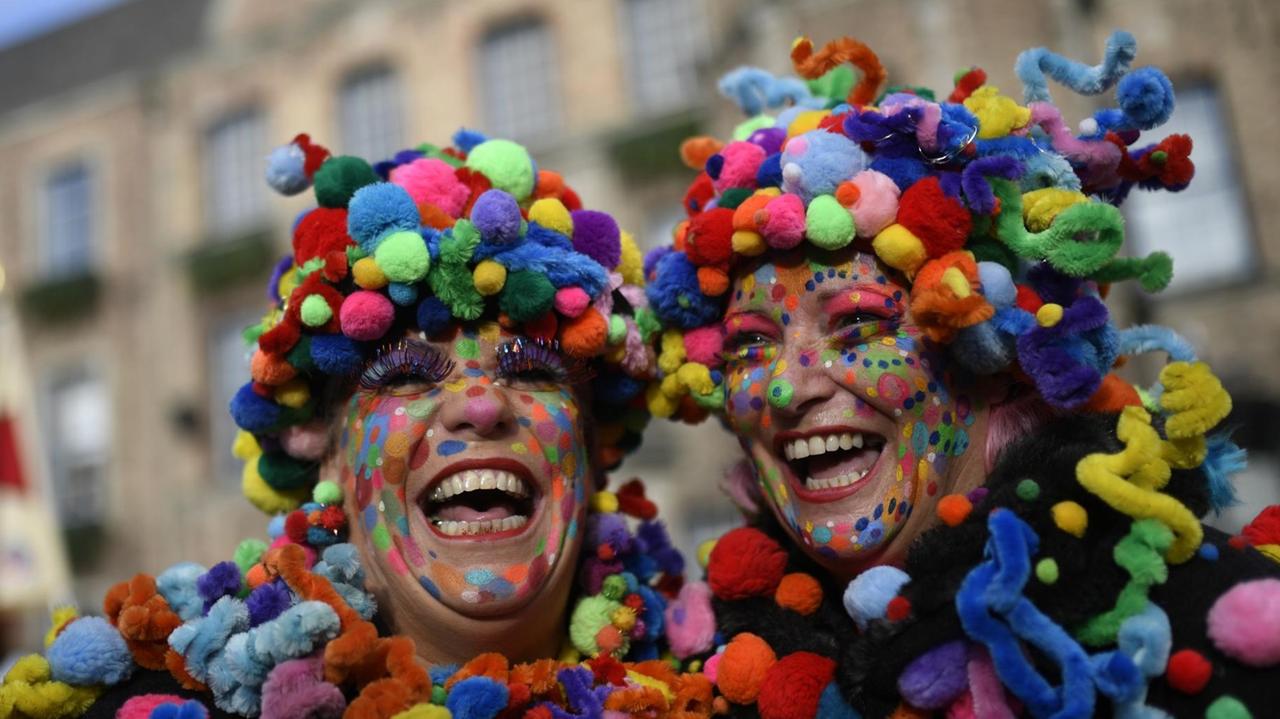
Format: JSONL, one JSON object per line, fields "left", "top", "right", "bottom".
{"left": 835, "top": 181, "right": 862, "bottom": 207}
{"left": 937, "top": 494, "right": 973, "bottom": 527}
{"left": 446, "top": 652, "right": 510, "bottom": 689}
{"left": 535, "top": 169, "right": 565, "bottom": 198}
{"left": 418, "top": 202, "right": 456, "bottom": 230}
{"left": 560, "top": 309, "right": 608, "bottom": 358}
{"left": 244, "top": 563, "right": 269, "bottom": 589}
{"left": 774, "top": 573, "right": 823, "bottom": 615}
{"left": 681, "top": 136, "right": 725, "bottom": 170}
{"left": 250, "top": 350, "right": 297, "bottom": 386}
{"left": 716, "top": 633, "right": 776, "bottom": 704}
{"left": 1082, "top": 373, "right": 1142, "bottom": 413}
{"left": 697, "top": 266, "right": 730, "bottom": 296}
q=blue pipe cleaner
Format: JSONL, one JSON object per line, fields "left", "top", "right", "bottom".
{"left": 955, "top": 510, "right": 1096, "bottom": 718}
{"left": 1100, "top": 604, "right": 1173, "bottom": 719}
{"left": 158, "top": 562, "right": 207, "bottom": 622}
{"left": 1203, "top": 432, "right": 1247, "bottom": 513}
{"left": 167, "top": 596, "right": 250, "bottom": 684}
{"left": 1016, "top": 30, "right": 1137, "bottom": 103}
{"left": 718, "top": 67, "right": 819, "bottom": 116}
{"left": 1116, "top": 325, "right": 1197, "bottom": 363}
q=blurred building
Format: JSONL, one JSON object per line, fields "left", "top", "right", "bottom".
{"left": 1, "top": 0, "right": 1277, "bottom": 652}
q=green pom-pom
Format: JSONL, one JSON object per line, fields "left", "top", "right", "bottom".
{"left": 732, "top": 114, "right": 775, "bottom": 141}
{"left": 1035, "top": 558, "right": 1059, "bottom": 584}
{"left": 313, "top": 156, "right": 379, "bottom": 208}
{"left": 717, "top": 187, "right": 753, "bottom": 210}
{"left": 285, "top": 335, "right": 315, "bottom": 373}
{"left": 465, "top": 139, "right": 535, "bottom": 201}
{"left": 431, "top": 684, "right": 448, "bottom": 704}
{"left": 601, "top": 574, "right": 628, "bottom": 601}
{"left": 257, "top": 451, "right": 316, "bottom": 490}
{"left": 233, "top": 538, "right": 268, "bottom": 575}
{"left": 374, "top": 230, "right": 431, "bottom": 283}
{"left": 1016, "top": 479, "right": 1040, "bottom": 501}
{"left": 807, "top": 64, "right": 856, "bottom": 103}
{"left": 568, "top": 594, "right": 622, "bottom": 656}
{"left": 313, "top": 479, "right": 342, "bottom": 505}
{"left": 499, "top": 271, "right": 555, "bottom": 322}
{"left": 607, "top": 314, "right": 627, "bottom": 345}
{"left": 1206, "top": 696, "right": 1251, "bottom": 719}
{"left": 299, "top": 294, "right": 333, "bottom": 327}
{"left": 805, "top": 194, "right": 855, "bottom": 250}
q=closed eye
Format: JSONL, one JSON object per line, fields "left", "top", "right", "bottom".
{"left": 495, "top": 337, "right": 594, "bottom": 389}
{"left": 359, "top": 340, "right": 454, "bottom": 393}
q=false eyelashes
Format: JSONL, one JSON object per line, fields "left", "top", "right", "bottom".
{"left": 359, "top": 340, "right": 455, "bottom": 392}
{"left": 495, "top": 337, "right": 595, "bottom": 387}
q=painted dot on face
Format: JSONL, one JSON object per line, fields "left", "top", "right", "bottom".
{"left": 438, "top": 439, "right": 467, "bottom": 456}
{"left": 454, "top": 337, "right": 480, "bottom": 359}
{"left": 767, "top": 378, "right": 794, "bottom": 408}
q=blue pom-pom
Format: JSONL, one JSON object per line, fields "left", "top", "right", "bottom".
{"left": 452, "top": 128, "right": 488, "bottom": 153}
{"left": 869, "top": 156, "right": 930, "bottom": 192}
{"left": 842, "top": 565, "right": 910, "bottom": 631}
{"left": 643, "top": 246, "right": 672, "bottom": 279}
{"left": 198, "top": 561, "right": 243, "bottom": 613}
{"left": 265, "top": 143, "right": 310, "bottom": 196}
{"left": 267, "top": 514, "right": 287, "bottom": 540}
{"left": 704, "top": 153, "right": 724, "bottom": 180}
{"left": 446, "top": 676, "right": 509, "bottom": 719}
{"left": 318, "top": 543, "right": 364, "bottom": 585}
{"left": 646, "top": 252, "right": 723, "bottom": 329}
{"left": 470, "top": 189, "right": 523, "bottom": 245}
{"left": 756, "top": 152, "right": 783, "bottom": 188}
{"left": 149, "top": 700, "right": 209, "bottom": 719}
{"left": 158, "top": 562, "right": 207, "bottom": 622}
{"left": 309, "top": 333, "right": 365, "bottom": 375}
{"left": 1199, "top": 543, "right": 1219, "bottom": 561}
{"left": 429, "top": 663, "right": 458, "bottom": 686}
{"left": 230, "top": 383, "right": 282, "bottom": 433}
{"left": 592, "top": 374, "right": 645, "bottom": 405}
{"left": 246, "top": 580, "right": 293, "bottom": 627}
{"left": 817, "top": 681, "right": 862, "bottom": 719}
{"left": 416, "top": 297, "right": 453, "bottom": 336}
{"left": 1116, "top": 66, "right": 1174, "bottom": 130}
{"left": 47, "top": 616, "right": 134, "bottom": 686}
{"left": 346, "top": 183, "right": 421, "bottom": 253}
{"left": 387, "top": 281, "right": 419, "bottom": 306}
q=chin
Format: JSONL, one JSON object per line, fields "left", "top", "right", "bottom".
{"left": 751, "top": 423, "right": 920, "bottom": 570}
{"left": 406, "top": 456, "right": 579, "bottom": 618}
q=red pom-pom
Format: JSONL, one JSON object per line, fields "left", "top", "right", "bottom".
{"left": 886, "top": 595, "right": 912, "bottom": 622}
{"left": 284, "top": 510, "right": 310, "bottom": 545}
{"left": 1166, "top": 648, "right": 1212, "bottom": 695}
{"left": 685, "top": 207, "right": 734, "bottom": 267}
{"left": 588, "top": 655, "right": 627, "bottom": 686}
{"left": 292, "top": 208, "right": 353, "bottom": 281}
{"left": 1014, "top": 284, "right": 1043, "bottom": 314}
{"left": 708, "top": 527, "right": 788, "bottom": 600}
{"left": 896, "top": 177, "right": 971, "bottom": 259}
{"left": 318, "top": 505, "right": 346, "bottom": 531}
{"left": 1242, "top": 505, "right": 1280, "bottom": 547}
{"left": 684, "top": 173, "right": 716, "bottom": 217}
{"left": 258, "top": 316, "right": 302, "bottom": 356}
{"left": 1228, "top": 535, "right": 1250, "bottom": 551}
{"left": 616, "top": 479, "right": 658, "bottom": 521}
{"left": 292, "top": 133, "right": 331, "bottom": 178}
{"left": 755, "top": 652, "right": 836, "bottom": 719}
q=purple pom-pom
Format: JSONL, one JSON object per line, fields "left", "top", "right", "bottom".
{"left": 247, "top": 580, "right": 293, "bottom": 627}
{"left": 470, "top": 189, "right": 523, "bottom": 245}
{"left": 260, "top": 655, "right": 346, "bottom": 719}
{"left": 897, "top": 640, "right": 970, "bottom": 709}
{"left": 747, "top": 127, "right": 787, "bottom": 155}
{"left": 197, "top": 561, "right": 243, "bottom": 613}
{"left": 570, "top": 210, "right": 622, "bottom": 269}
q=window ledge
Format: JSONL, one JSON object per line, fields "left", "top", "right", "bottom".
{"left": 18, "top": 270, "right": 103, "bottom": 325}
{"left": 185, "top": 226, "right": 278, "bottom": 295}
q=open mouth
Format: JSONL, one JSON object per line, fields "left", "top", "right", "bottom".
{"left": 420, "top": 460, "right": 538, "bottom": 538}
{"left": 776, "top": 428, "right": 887, "bottom": 495}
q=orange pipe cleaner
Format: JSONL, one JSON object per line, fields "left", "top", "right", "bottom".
{"left": 790, "top": 36, "right": 887, "bottom": 107}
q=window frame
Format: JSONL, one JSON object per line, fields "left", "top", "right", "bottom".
{"left": 40, "top": 362, "right": 111, "bottom": 529}
{"left": 476, "top": 15, "right": 563, "bottom": 143}
{"left": 37, "top": 157, "right": 97, "bottom": 279}
{"left": 202, "top": 106, "right": 269, "bottom": 240}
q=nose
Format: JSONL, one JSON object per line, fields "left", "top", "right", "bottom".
{"left": 438, "top": 384, "right": 517, "bottom": 437}
{"left": 767, "top": 348, "right": 839, "bottom": 421}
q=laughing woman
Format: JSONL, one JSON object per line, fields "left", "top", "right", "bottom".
{"left": 4, "top": 133, "right": 715, "bottom": 719}
{"left": 647, "top": 34, "right": 1280, "bottom": 719}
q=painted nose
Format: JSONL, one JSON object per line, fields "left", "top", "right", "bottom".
{"left": 440, "top": 386, "right": 516, "bottom": 437}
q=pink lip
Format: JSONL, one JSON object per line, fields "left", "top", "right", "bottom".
{"left": 417, "top": 457, "right": 544, "bottom": 542}
{"left": 772, "top": 424, "right": 889, "bottom": 504}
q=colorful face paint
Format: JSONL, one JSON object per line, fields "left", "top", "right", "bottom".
{"left": 722, "top": 247, "right": 980, "bottom": 572}
{"left": 338, "top": 323, "right": 588, "bottom": 618}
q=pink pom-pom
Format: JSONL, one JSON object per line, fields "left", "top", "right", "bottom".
{"left": 760, "top": 194, "right": 806, "bottom": 249}
{"left": 389, "top": 158, "right": 470, "bottom": 217}
{"left": 1207, "top": 578, "right": 1280, "bottom": 667}
{"left": 703, "top": 651, "right": 722, "bottom": 683}
{"left": 851, "top": 170, "right": 901, "bottom": 238}
{"left": 339, "top": 290, "right": 395, "bottom": 341}
{"left": 713, "top": 142, "right": 767, "bottom": 192}
{"left": 117, "top": 694, "right": 188, "bottom": 719}
{"left": 683, "top": 325, "right": 725, "bottom": 366}
{"left": 270, "top": 534, "right": 317, "bottom": 567}
{"left": 554, "top": 286, "right": 591, "bottom": 318}
{"left": 260, "top": 655, "right": 347, "bottom": 719}
{"left": 280, "top": 421, "right": 330, "bottom": 462}
{"left": 665, "top": 581, "right": 717, "bottom": 659}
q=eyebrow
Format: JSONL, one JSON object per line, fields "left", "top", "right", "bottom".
{"left": 819, "top": 282, "right": 895, "bottom": 312}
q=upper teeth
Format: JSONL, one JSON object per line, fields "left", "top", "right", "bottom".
{"left": 784, "top": 432, "right": 864, "bottom": 461}
{"left": 428, "top": 469, "right": 529, "bottom": 503}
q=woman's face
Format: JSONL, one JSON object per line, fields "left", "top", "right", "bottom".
{"left": 721, "top": 246, "right": 985, "bottom": 575}
{"left": 334, "top": 322, "right": 591, "bottom": 625}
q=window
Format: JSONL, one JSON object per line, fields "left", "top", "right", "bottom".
{"left": 43, "top": 366, "right": 109, "bottom": 528}
{"left": 1125, "top": 84, "right": 1253, "bottom": 294}
{"left": 479, "top": 19, "right": 560, "bottom": 141}
{"left": 204, "top": 108, "right": 267, "bottom": 237}
{"left": 339, "top": 65, "right": 405, "bottom": 162}
{"left": 208, "top": 309, "right": 260, "bottom": 487}
{"left": 623, "top": 0, "right": 705, "bottom": 113}
{"left": 41, "top": 161, "right": 94, "bottom": 277}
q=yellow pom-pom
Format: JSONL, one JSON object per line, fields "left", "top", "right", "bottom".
{"left": 1036, "top": 303, "right": 1064, "bottom": 328}
{"left": 676, "top": 362, "right": 715, "bottom": 396}
{"left": 658, "top": 329, "right": 687, "bottom": 374}
{"left": 1023, "top": 188, "right": 1088, "bottom": 231}
{"left": 529, "top": 198, "right": 574, "bottom": 236}
{"left": 273, "top": 378, "right": 311, "bottom": 409}
{"left": 43, "top": 607, "right": 79, "bottom": 649}
{"left": 352, "top": 256, "right": 389, "bottom": 289}
{"left": 872, "top": 224, "right": 927, "bottom": 274}
{"left": 617, "top": 231, "right": 645, "bottom": 286}
{"left": 697, "top": 539, "right": 717, "bottom": 569}
{"left": 645, "top": 383, "right": 680, "bottom": 419}
{"left": 232, "top": 430, "right": 262, "bottom": 461}
{"left": 473, "top": 260, "right": 508, "bottom": 296}
{"left": 732, "top": 230, "right": 767, "bottom": 256}
{"left": 1052, "top": 501, "right": 1088, "bottom": 538}
{"left": 242, "top": 455, "right": 308, "bottom": 514}
{"left": 277, "top": 267, "right": 301, "bottom": 301}
{"left": 592, "top": 491, "right": 619, "bottom": 513}
{"left": 392, "top": 705, "right": 453, "bottom": 719}
{"left": 786, "top": 110, "right": 829, "bottom": 137}
{"left": 611, "top": 606, "right": 637, "bottom": 632}
{"left": 1258, "top": 544, "right": 1280, "bottom": 564}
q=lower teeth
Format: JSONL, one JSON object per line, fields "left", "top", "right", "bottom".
{"left": 806, "top": 469, "right": 869, "bottom": 491}
{"left": 434, "top": 516, "right": 528, "bottom": 536}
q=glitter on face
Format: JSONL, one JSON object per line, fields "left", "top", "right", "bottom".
{"left": 721, "top": 248, "right": 979, "bottom": 569}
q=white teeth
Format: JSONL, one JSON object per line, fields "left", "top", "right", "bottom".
{"left": 428, "top": 469, "right": 531, "bottom": 502}
{"left": 785, "top": 443, "right": 795, "bottom": 461}
{"left": 826, "top": 436, "right": 840, "bottom": 452}
{"left": 839, "top": 433, "right": 854, "bottom": 450}
{"left": 786, "top": 432, "right": 873, "bottom": 464}
{"left": 805, "top": 468, "right": 870, "bottom": 491}
{"left": 434, "top": 514, "right": 528, "bottom": 536}
{"left": 794, "top": 441, "right": 810, "bottom": 459}
{"left": 852, "top": 433, "right": 864, "bottom": 448}
{"left": 808, "top": 436, "right": 825, "bottom": 456}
